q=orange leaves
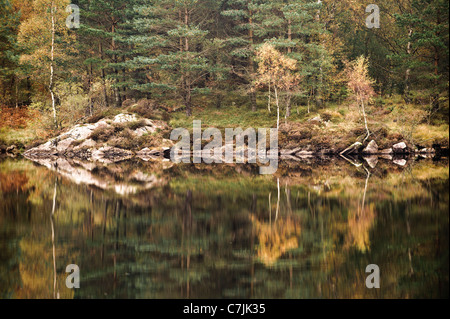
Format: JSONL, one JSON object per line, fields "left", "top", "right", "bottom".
{"left": 0, "top": 107, "right": 30, "bottom": 129}
{"left": 254, "top": 43, "right": 301, "bottom": 91}
{"left": 345, "top": 55, "right": 375, "bottom": 101}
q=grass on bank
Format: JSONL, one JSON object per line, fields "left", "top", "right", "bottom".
{"left": 1, "top": 93, "right": 448, "bottom": 150}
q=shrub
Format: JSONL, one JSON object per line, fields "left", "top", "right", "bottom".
{"left": 122, "top": 99, "right": 136, "bottom": 108}
{"left": 112, "top": 122, "right": 126, "bottom": 133}
{"left": 127, "top": 119, "right": 147, "bottom": 130}
{"left": 90, "top": 125, "right": 115, "bottom": 142}
{"left": 108, "top": 128, "right": 140, "bottom": 150}
{"left": 87, "top": 113, "right": 105, "bottom": 123}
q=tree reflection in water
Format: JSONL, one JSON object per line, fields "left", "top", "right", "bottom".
{"left": 0, "top": 156, "right": 448, "bottom": 298}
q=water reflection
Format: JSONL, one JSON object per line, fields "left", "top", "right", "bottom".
{"left": 0, "top": 156, "right": 448, "bottom": 298}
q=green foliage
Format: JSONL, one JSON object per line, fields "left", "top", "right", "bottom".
{"left": 0, "top": 0, "right": 447, "bottom": 132}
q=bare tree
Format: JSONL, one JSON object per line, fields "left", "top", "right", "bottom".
{"left": 345, "top": 56, "right": 376, "bottom": 143}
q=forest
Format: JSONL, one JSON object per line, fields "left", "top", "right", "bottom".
{"left": 0, "top": 0, "right": 449, "bottom": 301}
{"left": 0, "top": 0, "right": 448, "bottom": 153}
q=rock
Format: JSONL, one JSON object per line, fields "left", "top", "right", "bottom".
{"left": 74, "top": 139, "right": 96, "bottom": 150}
{"left": 307, "top": 115, "right": 323, "bottom": 126}
{"left": 363, "top": 140, "right": 378, "bottom": 154}
{"left": 113, "top": 113, "right": 138, "bottom": 123}
{"left": 56, "top": 138, "right": 75, "bottom": 154}
{"left": 393, "top": 142, "right": 408, "bottom": 153}
{"left": 419, "top": 148, "right": 435, "bottom": 154}
{"left": 60, "top": 124, "right": 97, "bottom": 141}
{"left": 363, "top": 155, "right": 378, "bottom": 168}
{"left": 380, "top": 148, "right": 393, "bottom": 154}
{"left": 134, "top": 125, "right": 157, "bottom": 137}
{"left": 24, "top": 113, "right": 168, "bottom": 161}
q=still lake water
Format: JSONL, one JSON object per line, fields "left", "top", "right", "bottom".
{"left": 0, "top": 155, "right": 448, "bottom": 299}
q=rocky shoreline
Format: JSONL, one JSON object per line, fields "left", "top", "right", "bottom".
{"left": 1, "top": 112, "right": 447, "bottom": 165}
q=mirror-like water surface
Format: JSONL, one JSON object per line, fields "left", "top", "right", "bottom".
{"left": 0, "top": 156, "right": 448, "bottom": 298}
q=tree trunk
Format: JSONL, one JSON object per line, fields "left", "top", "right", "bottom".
{"left": 26, "top": 76, "right": 31, "bottom": 105}
{"left": 248, "top": 11, "right": 257, "bottom": 112}
{"left": 111, "top": 24, "right": 121, "bottom": 107}
{"left": 88, "top": 63, "right": 93, "bottom": 116}
{"left": 287, "top": 19, "right": 292, "bottom": 54}
{"left": 49, "top": 2, "right": 57, "bottom": 129}
{"left": 285, "top": 93, "right": 292, "bottom": 119}
{"left": 250, "top": 88, "right": 257, "bottom": 112}
{"left": 275, "top": 86, "right": 280, "bottom": 130}
{"left": 184, "top": 84, "right": 192, "bottom": 116}
{"left": 360, "top": 95, "right": 370, "bottom": 142}
{"left": 215, "top": 93, "right": 222, "bottom": 108}
{"left": 404, "top": 27, "right": 413, "bottom": 103}
{"left": 99, "top": 42, "right": 108, "bottom": 107}
{"left": 15, "top": 75, "right": 18, "bottom": 108}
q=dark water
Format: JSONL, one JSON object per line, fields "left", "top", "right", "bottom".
{"left": 0, "top": 156, "right": 448, "bottom": 299}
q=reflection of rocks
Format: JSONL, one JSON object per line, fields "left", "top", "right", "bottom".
{"left": 380, "top": 148, "right": 393, "bottom": 155}
{"left": 27, "top": 157, "right": 166, "bottom": 195}
{"left": 91, "top": 146, "right": 134, "bottom": 164}
{"left": 379, "top": 154, "right": 393, "bottom": 161}
{"left": 363, "top": 155, "right": 379, "bottom": 168}
{"left": 393, "top": 158, "right": 407, "bottom": 166}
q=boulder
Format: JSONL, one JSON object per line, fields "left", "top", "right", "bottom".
{"left": 56, "top": 138, "right": 75, "bottom": 154}
{"left": 74, "top": 139, "right": 96, "bottom": 150}
{"left": 307, "top": 115, "right": 323, "bottom": 126}
{"left": 362, "top": 140, "right": 378, "bottom": 154}
{"left": 134, "top": 125, "right": 157, "bottom": 137}
{"left": 419, "top": 148, "right": 435, "bottom": 154}
{"left": 60, "top": 124, "right": 97, "bottom": 141}
{"left": 113, "top": 113, "right": 138, "bottom": 123}
{"left": 393, "top": 142, "right": 408, "bottom": 153}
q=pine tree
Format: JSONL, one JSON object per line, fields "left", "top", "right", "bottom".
{"left": 78, "top": 0, "right": 132, "bottom": 108}
{"left": 393, "top": 0, "right": 449, "bottom": 107}
{"left": 129, "top": 0, "right": 214, "bottom": 116}
{"left": 0, "top": 0, "right": 20, "bottom": 107}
